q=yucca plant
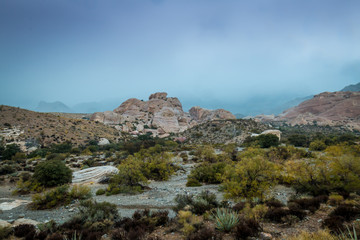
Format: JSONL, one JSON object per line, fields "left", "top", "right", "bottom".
{"left": 338, "top": 225, "right": 358, "bottom": 240}
{"left": 212, "top": 208, "right": 240, "bottom": 232}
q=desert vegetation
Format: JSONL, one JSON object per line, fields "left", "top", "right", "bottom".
{"left": 1, "top": 121, "right": 360, "bottom": 239}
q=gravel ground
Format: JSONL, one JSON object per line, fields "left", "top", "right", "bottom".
{"left": 0, "top": 161, "right": 223, "bottom": 224}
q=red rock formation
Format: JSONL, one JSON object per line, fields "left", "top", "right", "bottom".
{"left": 278, "top": 91, "right": 360, "bottom": 130}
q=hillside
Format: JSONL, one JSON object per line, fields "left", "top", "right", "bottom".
{"left": 277, "top": 91, "right": 360, "bottom": 131}
{"left": 0, "top": 105, "right": 120, "bottom": 148}
{"left": 177, "top": 119, "right": 268, "bottom": 144}
{"left": 341, "top": 82, "right": 360, "bottom": 92}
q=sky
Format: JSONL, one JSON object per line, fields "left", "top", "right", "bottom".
{"left": 0, "top": 0, "right": 360, "bottom": 115}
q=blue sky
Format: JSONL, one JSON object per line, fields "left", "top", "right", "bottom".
{"left": 1, "top": 0, "right": 360, "bottom": 114}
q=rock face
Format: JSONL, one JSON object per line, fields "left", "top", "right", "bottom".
{"left": 277, "top": 91, "right": 360, "bottom": 130}
{"left": 91, "top": 92, "right": 236, "bottom": 136}
{"left": 189, "top": 106, "right": 236, "bottom": 123}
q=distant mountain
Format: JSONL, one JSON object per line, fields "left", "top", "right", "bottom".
{"left": 278, "top": 91, "right": 360, "bottom": 131}
{"left": 275, "top": 95, "right": 313, "bottom": 114}
{"left": 234, "top": 113, "right": 245, "bottom": 119}
{"left": 36, "top": 101, "right": 73, "bottom": 113}
{"left": 341, "top": 82, "right": 360, "bottom": 92}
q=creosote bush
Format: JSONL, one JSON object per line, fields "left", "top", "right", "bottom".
{"left": 31, "top": 185, "right": 91, "bottom": 210}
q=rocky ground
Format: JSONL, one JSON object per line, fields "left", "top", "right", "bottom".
{"left": 0, "top": 160, "right": 222, "bottom": 224}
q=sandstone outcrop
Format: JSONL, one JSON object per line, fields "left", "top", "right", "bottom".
{"left": 277, "top": 91, "right": 360, "bottom": 130}
{"left": 189, "top": 106, "right": 236, "bottom": 123}
{"left": 91, "top": 92, "right": 236, "bottom": 136}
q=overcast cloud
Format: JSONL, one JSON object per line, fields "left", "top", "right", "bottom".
{"left": 0, "top": 0, "right": 359, "bottom": 114}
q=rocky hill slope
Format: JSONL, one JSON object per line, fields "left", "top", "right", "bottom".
{"left": 0, "top": 105, "right": 119, "bottom": 149}
{"left": 341, "top": 82, "right": 360, "bottom": 92}
{"left": 176, "top": 119, "right": 268, "bottom": 144}
{"left": 277, "top": 91, "right": 360, "bottom": 130}
{"left": 91, "top": 92, "right": 236, "bottom": 137}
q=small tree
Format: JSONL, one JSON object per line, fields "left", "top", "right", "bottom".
{"left": 257, "top": 134, "right": 279, "bottom": 148}
{"left": 33, "top": 160, "right": 72, "bottom": 187}
{"left": 222, "top": 155, "right": 278, "bottom": 200}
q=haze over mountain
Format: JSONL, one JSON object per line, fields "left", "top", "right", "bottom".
{"left": 1, "top": 0, "right": 359, "bottom": 115}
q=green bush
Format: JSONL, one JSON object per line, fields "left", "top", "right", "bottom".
{"left": 33, "top": 160, "right": 72, "bottom": 187}
{"left": 309, "top": 140, "right": 327, "bottom": 151}
{"left": 187, "top": 162, "right": 226, "bottom": 185}
{"left": 287, "top": 134, "right": 309, "bottom": 147}
{"left": 31, "top": 185, "right": 70, "bottom": 209}
{"left": 96, "top": 189, "right": 106, "bottom": 195}
{"left": 257, "top": 134, "right": 279, "bottom": 148}
{"left": 186, "top": 178, "right": 202, "bottom": 187}
{"left": 78, "top": 200, "right": 120, "bottom": 223}
{"left": 1, "top": 144, "right": 21, "bottom": 160}
{"left": 222, "top": 154, "right": 278, "bottom": 200}
{"left": 30, "top": 185, "right": 91, "bottom": 210}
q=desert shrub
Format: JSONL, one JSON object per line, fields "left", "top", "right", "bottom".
{"left": 173, "top": 194, "right": 194, "bottom": 212}
{"left": 33, "top": 160, "right": 72, "bottom": 187}
{"left": 46, "top": 153, "right": 67, "bottom": 161}
{"left": 330, "top": 204, "right": 360, "bottom": 221}
{"left": 267, "top": 145, "right": 310, "bottom": 163}
{"left": 328, "top": 194, "right": 344, "bottom": 206}
{"left": 289, "top": 196, "right": 327, "bottom": 213}
{"left": 114, "top": 209, "right": 169, "bottom": 239}
{"left": 309, "top": 140, "right": 327, "bottom": 151}
{"left": 31, "top": 185, "right": 70, "bottom": 209}
{"left": 0, "top": 164, "right": 16, "bottom": 175}
{"left": 78, "top": 200, "right": 120, "bottom": 223}
{"left": 287, "top": 202, "right": 306, "bottom": 220}
{"left": 194, "top": 145, "right": 217, "bottom": 162}
{"left": 264, "top": 207, "right": 289, "bottom": 223}
{"left": 30, "top": 185, "right": 91, "bottom": 210}
{"left": 241, "top": 203, "right": 269, "bottom": 221}
{"left": 178, "top": 210, "right": 202, "bottom": 236}
{"left": 0, "top": 226, "right": 12, "bottom": 240}
{"left": 192, "top": 191, "right": 219, "bottom": 215}
{"left": 1, "top": 144, "right": 21, "bottom": 160}
{"left": 233, "top": 202, "right": 246, "bottom": 212}
{"left": 173, "top": 191, "right": 219, "bottom": 215}
{"left": 186, "top": 178, "right": 202, "bottom": 187}
{"left": 265, "top": 199, "right": 285, "bottom": 208}
{"left": 69, "top": 184, "right": 92, "bottom": 199}
{"left": 233, "top": 217, "right": 261, "bottom": 239}
{"left": 287, "top": 134, "right": 309, "bottom": 147}
{"left": 13, "top": 178, "right": 44, "bottom": 195}
{"left": 257, "top": 134, "right": 280, "bottom": 148}
{"left": 14, "top": 224, "right": 36, "bottom": 238}
{"left": 187, "top": 162, "right": 227, "bottom": 185}
{"left": 212, "top": 208, "right": 240, "bottom": 232}
{"left": 222, "top": 154, "right": 278, "bottom": 200}
{"left": 50, "top": 142, "right": 73, "bottom": 153}
{"left": 107, "top": 158, "right": 147, "bottom": 195}
{"left": 96, "top": 189, "right": 106, "bottom": 195}
{"left": 323, "top": 215, "right": 346, "bottom": 232}
{"left": 288, "top": 229, "right": 335, "bottom": 240}
{"left": 47, "top": 232, "right": 65, "bottom": 240}
{"left": 180, "top": 152, "right": 188, "bottom": 162}
{"left": 283, "top": 158, "right": 334, "bottom": 196}
{"left": 188, "top": 226, "right": 219, "bottom": 240}
{"left": 139, "top": 151, "right": 176, "bottom": 181}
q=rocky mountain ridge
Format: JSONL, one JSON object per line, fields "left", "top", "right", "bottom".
{"left": 91, "top": 92, "right": 236, "bottom": 137}
{"left": 275, "top": 91, "right": 360, "bottom": 131}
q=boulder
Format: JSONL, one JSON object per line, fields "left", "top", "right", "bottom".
{"left": 98, "top": 138, "right": 110, "bottom": 146}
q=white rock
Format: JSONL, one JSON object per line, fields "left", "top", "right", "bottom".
{"left": 98, "top": 138, "right": 110, "bottom": 146}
